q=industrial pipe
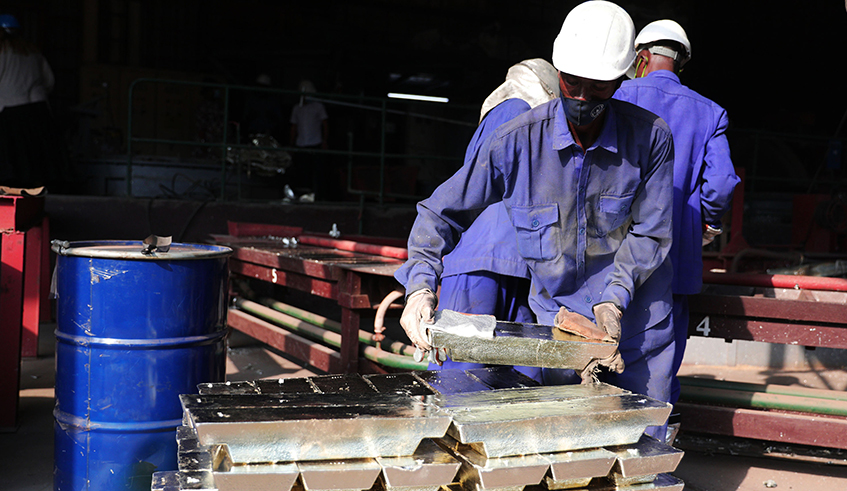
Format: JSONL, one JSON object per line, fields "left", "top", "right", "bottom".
{"left": 703, "top": 271, "right": 847, "bottom": 292}
{"left": 679, "top": 385, "right": 847, "bottom": 417}
{"left": 235, "top": 298, "right": 427, "bottom": 371}
{"left": 298, "top": 235, "right": 408, "bottom": 260}
{"left": 259, "top": 297, "right": 416, "bottom": 357}
{"left": 374, "top": 289, "right": 405, "bottom": 347}
{"left": 680, "top": 376, "right": 847, "bottom": 402}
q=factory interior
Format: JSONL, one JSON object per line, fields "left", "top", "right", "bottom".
{"left": 3, "top": 1, "right": 847, "bottom": 490}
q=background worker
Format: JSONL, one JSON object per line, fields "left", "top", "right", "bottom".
{"left": 614, "top": 20, "right": 740, "bottom": 424}
{"left": 417, "top": 58, "right": 561, "bottom": 381}
{"left": 0, "top": 13, "right": 68, "bottom": 191}
{"left": 395, "top": 1, "right": 676, "bottom": 439}
{"left": 289, "top": 79, "right": 329, "bottom": 199}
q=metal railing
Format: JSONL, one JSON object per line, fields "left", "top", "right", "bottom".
{"left": 126, "top": 78, "right": 477, "bottom": 205}
{"left": 125, "top": 78, "right": 847, "bottom": 207}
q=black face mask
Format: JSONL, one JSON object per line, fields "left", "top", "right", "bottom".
{"left": 561, "top": 96, "right": 608, "bottom": 126}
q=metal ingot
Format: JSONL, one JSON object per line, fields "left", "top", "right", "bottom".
{"left": 375, "top": 439, "right": 461, "bottom": 490}
{"left": 151, "top": 469, "right": 216, "bottom": 490}
{"left": 437, "top": 435, "right": 549, "bottom": 491}
{"left": 588, "top": 473, "right": 684, "bottom": 491}
{"left": 197, "top": 380, "right": 260, "bottom": 395}
{"left": 605, "top": 434, "right": 684, "bottom": 486}
{"left": 434, "top": 385, "right": 671, "bottom": 458}
{"left": 179, "top": 449, "right": 214, "bottom": 472}
{"left": 414, "top": 369, "right": 495, "bottom": 394}
{"left": 308, "top": 374, "right": 379, "bottom": 394}
{"left": 297, "top": 458, "right": 382, "bottom": 491}
{"left": 177, "top": 424, "right": 205, "bottom": 453}
{"left": 182, "top": 392, "right": 452, "bottom": 463}
{"left": 429, "top": 320, "right": 618, "bottom": 370}
{"left": 213, "top": 463, "right": 300, "bottom": 491}
{"left": 542, "top": 447, "right": 617, "bottom": 490}
{"left": 465, "top": 366, "right": 541, "bottom": 389}
{"left": 257, "top": 377, "right": 320, "bottom": 394}
{"left": 364, "top": 373, "right": 437, "bottom": 396}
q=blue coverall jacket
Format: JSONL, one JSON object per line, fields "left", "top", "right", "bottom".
{"left": 615, "top": 70, "right": 740, "bottom": 406}
{"left": 395, "top": 97, "right": 676, "bottom": 417}
{"left": 397, "top": 97, "right": 674, "bottom": 327}
{"left": 615, "top": 70, "right": 739, "bottom": 296}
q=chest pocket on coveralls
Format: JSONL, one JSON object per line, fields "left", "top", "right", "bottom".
{"left": 511, "top": 204, "right": 560, "bottom": 261}
{"left": 593, "top": 193, "right": 635, "bottom": 237}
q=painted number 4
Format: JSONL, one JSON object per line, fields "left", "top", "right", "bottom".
{"left": 695, "top": 316, "right": 710, "bottom": 337}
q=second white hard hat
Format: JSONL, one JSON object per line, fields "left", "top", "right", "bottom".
{"left": 551, "top": 0, "right": 636, "bottom": 81}
{"left": 634, "top": 19, "right": 692, "bottom": 65}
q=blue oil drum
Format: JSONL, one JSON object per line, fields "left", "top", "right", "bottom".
{"left": 52, "top": 240, "right": 232, "bottom": 491}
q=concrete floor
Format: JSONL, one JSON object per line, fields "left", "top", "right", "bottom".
{"left": 3, "top": 327, "right": 847, "bottom": 491}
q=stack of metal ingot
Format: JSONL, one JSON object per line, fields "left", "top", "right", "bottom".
{"left": 152, "top": 367, "right": 684, "bottom": 491}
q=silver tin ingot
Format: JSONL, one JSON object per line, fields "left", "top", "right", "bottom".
{"left": 589, "top": 473, "right": 683, "bottom": 491}
{"left": 437, "top": 435, "right": 549, "bottom": 491}
{"left": 151, "top": 469, "right": 216, "bottom": 490}
{"left": 297, "top": 458, "right": 382, "bottom": 491}
{"left": 439, "top": 388, "right": 671, "bottom": 458}
{"left": 465, "top": 366, "right": 541, "bottom": 390}
{"left": 429, "top": 320, "right": 618, "bottom": 370}
{"left": 151, "top": 470, "right": 180, "bottom": 491}
{"left": 375, "top": 439, "right": 461, "bottom": 491}
{"left": 184, "top": 393, "right": 452, "bottom": 463}
{"left": 198, "top": 380, "right": 260, "bottom": 395}
{"left": 413, "top": 369, "right": 494, "bottom": 394}
{"left": 213, "top": 463, "right": 299, "bottom": 491}
{"left": 605, "top": 434, "right": 684, "bottom": 486}
{"left": 542, "top": 447, "right": 617, "bottom": 490}
{"left": 364, "top": 373, "right": 436, "bottom": 396}
{"left": 432, "top": 383, "right": 626, "bottom": 409}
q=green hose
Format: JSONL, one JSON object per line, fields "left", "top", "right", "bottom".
{"left": 680, "top": 376, "right": 847, "bottom": 402}
{"left": 260, "top": 297, "right": 416, "bottom": 357}
{"left": 679, "top": 385, "right": 847, "bottom": 417}
{"left": 235, "top": 298, "right": 427, "bottom": 371}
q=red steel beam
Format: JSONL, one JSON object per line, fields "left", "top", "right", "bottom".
{"left": 688, "top": 314, "right": 847, "bottom": 349}
{"left": 298, "top": 235, "right": 408, "bottom": 260}
{"left": 226, "top": 221, "right": 303, "bottom": 238}
{"left": 676, "top": 402, "right": 847, "bottom": 449}
{"left": 231, "top": 260, "right": 338, "bottom": 300}
{"left": 704, "top": 271, "right": 847, "bottom": 292}
{"left": 0, "top": 231, "right": 26, "bottom": 429}
{"left": 20, "top": 223, "right": 43, "bottom": 357}
{"left": 231, "top": 246, "right": 344, "bottom": 280}
{"left": 228, "top": 308, "right": 342, "bottom": 373}
{"left": 690, "top": 293, "right": 847, "bottom": 325}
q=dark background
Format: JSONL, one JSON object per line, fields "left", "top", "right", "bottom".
{"left": 5, "top": 1, "right": 847, "bottom": 200}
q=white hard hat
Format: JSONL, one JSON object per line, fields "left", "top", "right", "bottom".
{"left": 552, "top": 1, "right": 636, "bottom": 81}
{"left": 634, "top": 19, "right": 692, "bottom": 65}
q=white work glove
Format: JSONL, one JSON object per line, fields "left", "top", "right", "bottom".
{"left": 592, "top": 302, "right": 625, "bottom": 374}
{"left": 399, "top": 288, "right": 437, "bottom": 350}
{"left": 702, "top": 224, "right": 722, "bottom": 246}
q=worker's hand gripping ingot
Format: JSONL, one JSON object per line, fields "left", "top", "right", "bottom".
{"left": 554, "top": 303, "right": 625, "bottom": 383}
{"left": 591, "top": 302, "right": 625, "bottom": 374}
{"left": 399, "top": 288, "right": 437, "bottom": 351}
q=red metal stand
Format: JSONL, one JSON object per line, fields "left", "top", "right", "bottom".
{"left": 212, "top": 223, "right": 405, "bottom": 375}
{"left": 686, "top": 275, "right": 847, "bottom": 448}
{"left": 0, "top": 196, "right": 46, "bottom": 430}
{"left": 0, "top": 231, "right": 26, "bottom": 430}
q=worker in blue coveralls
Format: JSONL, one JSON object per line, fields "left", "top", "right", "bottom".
{"left": 614, "top": 19, "right": 740, "bottom": 439}
{"left": 394, "top": 0, "right": 675, "bottom": 440}
{"left": 420, "top": 58, "right": 561, "bottom": 382}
